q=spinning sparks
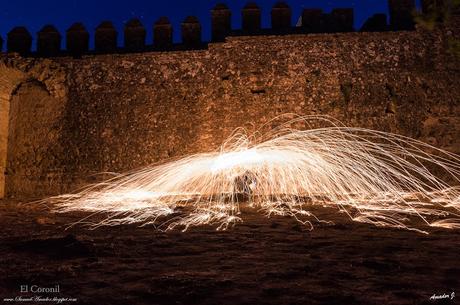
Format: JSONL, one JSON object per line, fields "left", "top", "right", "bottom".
{"left": 44, "top": 116, "right": 460, "bottom": 233}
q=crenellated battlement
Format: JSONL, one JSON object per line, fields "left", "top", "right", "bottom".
{"left": 0, "top": 0, "right": 434, "bottom": 57}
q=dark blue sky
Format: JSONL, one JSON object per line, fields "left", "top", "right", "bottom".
{"left": 0, "top": 0, "right": 422, "bottom": 48}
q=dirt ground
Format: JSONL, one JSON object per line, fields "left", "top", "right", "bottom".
{"left": 0, "top": 199, "right": 459, "bottom": 305}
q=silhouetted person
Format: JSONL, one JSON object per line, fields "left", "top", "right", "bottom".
{"left": 233, "top": 171, "right": 257, "bottom": 202}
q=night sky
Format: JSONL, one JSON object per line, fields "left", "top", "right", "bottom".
{"left": 0, "top": 0, "right": 422, "bottom": 49}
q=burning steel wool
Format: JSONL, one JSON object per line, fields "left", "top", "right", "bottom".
{"left": 44, "top": 116, "right": 460, "bottom": 233}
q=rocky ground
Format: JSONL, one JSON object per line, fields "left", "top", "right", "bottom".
{"left": 0, "top": 199, "right": 459, "bottom": 305}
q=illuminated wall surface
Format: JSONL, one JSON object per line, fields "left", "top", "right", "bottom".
{"left": 0, "top": 9, "right": 459, "bottom": 198}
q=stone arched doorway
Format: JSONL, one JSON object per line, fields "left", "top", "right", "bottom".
{"left": 5, "top": 80, "right": 62, "bottom": 198}
{"left": 0, "top": 56, "right": 67, "bottom": 199}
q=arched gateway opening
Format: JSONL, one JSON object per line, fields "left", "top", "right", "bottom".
{"left": 5, "top": 80, "right": 61, "bottom": 198}
{"left": 0, "top": 58, "right": 66, "bottom": 199}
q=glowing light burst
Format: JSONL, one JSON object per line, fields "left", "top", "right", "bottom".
{"left": 44, "top": 115, "right": 460, "bottom": 233}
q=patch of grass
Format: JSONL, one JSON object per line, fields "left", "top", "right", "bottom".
{"left": 413, "top": 0, "right": 460, "bottom": 57}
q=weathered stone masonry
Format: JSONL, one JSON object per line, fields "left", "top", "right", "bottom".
{"left": 0, "top": 58, "right": 67, "bottom": 197}
{"left": 0, "top": 4, "right": 459, "bottom": 198}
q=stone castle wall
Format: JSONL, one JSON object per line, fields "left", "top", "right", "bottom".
{"left": 1, "top": 19, "right": 460, "bottom": 198}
